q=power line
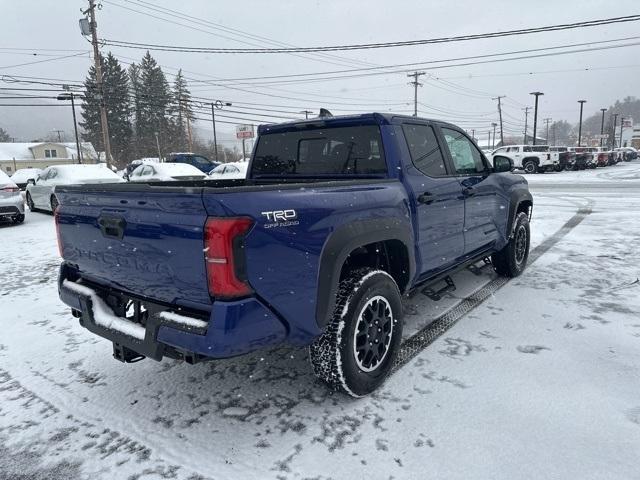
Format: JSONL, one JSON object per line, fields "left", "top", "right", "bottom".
{"left": 101, "top": 14, "right": 640, "bottom": 53}
{"left": 150, "top": 36, "right": 640, "bottom": 87}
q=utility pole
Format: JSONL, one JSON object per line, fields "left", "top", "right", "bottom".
{"left": 57, "top": 90, "right": 82, "bottom": 163}
{"left": 210, "top": 100, "right": 232, "bottom": 162}
{"left": 611, "top": 113, "right": 619, "bottom": 148}
{"left": 407, "top": 71, "right": 425, "bottom": 117}
{"left": 491, "top": 122, "right": 498, "bottom": 149}
{"left": 551, "top": 123, "right": 557, "bottom": 145}
{"left": 530, "top": 92, "right": 544, "bottom": 145}
{"left": 488, "top": 131, "right": 491, "bottom": 150}
{"left": 619, "top": 116, "right": 625, "bottom": 148}
{"left": 52, "top": 129, "right": 64, "bottom": 142}
{"left": 522, "top": 106, "right": 530, "bottom": 144}
{"left": 471, "top": 129, "right": 475, "bottom": 141}
{"left": 85, "top": 0, "right": 113, "bottom": 168}
{"left": 492, "top": 96, "right": 505, "bottom": 145}
{"left": 543, "top": 118, "right": 552, "bottom": 144}
{"left": 599, "top": 108, "right": 607, "bottom": 147}
{"left": 577, "top": 100, "right": 587, "bottom": 147}
{"left": 300, "top": 110, "right": 313, "bottom": 119}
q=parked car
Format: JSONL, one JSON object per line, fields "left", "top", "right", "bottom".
{"left": 548, "top": 146, "right": 576, "bottom": 171}
{"left": 208, "top": 162, "right": 248, "bottom": 180}
{"left": 26, "top": 164, "right": 124, "bottom": 213}
{"left": 10, "top": 168, "right": 43, "bottom": 190}
{"left": 615, "top": 147, "right": 638, "bottom": 162}
{"left": 589, "top": 147, "right": 612, "bottom": 167}
{"left": 124, "top": 158, "right": 160, "bottom": 179}
{"left": 128, "top": 163, "right": 208, "bottom": 182}
{"left": 55, "top": 113, "right": 533, "bottom": 397}
{"left": 165, "top": 152, "right": 220, "bottom": 174}
{"left": 491, "top": 144, "right": 557, "bottom": 173}
{"left": 566, "top": 147, "right": 593, "bottom": 170}
{"left": 0, "top": 169, "right": 25, "bottom": 224}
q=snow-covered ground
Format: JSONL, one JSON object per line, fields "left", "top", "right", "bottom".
{"left": 1, "top": 162, "right": 639, "bottom": 480}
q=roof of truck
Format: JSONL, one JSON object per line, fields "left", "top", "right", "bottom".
{"left": 257, "top": 112, "right": 461, "bottom": 135}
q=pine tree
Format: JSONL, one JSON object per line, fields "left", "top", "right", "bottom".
{"left": 170, "top": 69, "right": 194, "bottom": 152}
{"left": 0, "top": 127, "right": 11, "bottom": 142}
{"left": 80, "top": 52, "right": 132, "bottom": 167}
{"left": 137, "top": 51, "right": 171, "bottom": 158}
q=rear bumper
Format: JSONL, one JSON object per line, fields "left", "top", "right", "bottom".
{"left": 0, "top": 195, "right": 24, "bottom": 217}
{"left": 58, "top": 263, "right": 287, "bottom": 362}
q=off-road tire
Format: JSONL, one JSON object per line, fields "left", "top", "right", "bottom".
{"left": 522, "top": 160, "right": 537, "bottom": 174}
{"left": 309, "top": 268, "right": 403, "bottom": 397}
{"left": 492, "top": 212, "right": 530, "bottom": 278}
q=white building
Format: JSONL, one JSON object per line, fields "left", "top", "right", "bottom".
{"left": 0, "top": 142, "right": 99, "bottom": 174}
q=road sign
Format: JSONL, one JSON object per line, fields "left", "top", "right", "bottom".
{"left": 236, "top": 124, "right": 254, "bottom": 139}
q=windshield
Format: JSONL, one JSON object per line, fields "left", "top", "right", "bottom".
{"left": 252, "top": 125, "right": 386, "bottom": 176}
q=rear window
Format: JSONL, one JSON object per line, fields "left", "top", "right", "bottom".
{"left": 251, "top": 125, "right": 386, "bottom": 176}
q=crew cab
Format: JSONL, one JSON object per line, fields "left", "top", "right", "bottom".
{"left": 55, "top": 113, "right": 533, "bottom": 397}
{"left": 567, "top": 147, "right": 594, "bottom": 169}
{"left": 490, "top": 145, "right": 558, "bottom": 173}
{"left": 549, "top": 146, "right": 576, "bottom": 171}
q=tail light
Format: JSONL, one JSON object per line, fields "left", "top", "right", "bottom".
{"left": 546, "top": 154, "right": 551, "bottom": 160}
{"left": 204, "top": 217, "right": 254, "bottom": 299}
{"left": 54, "top": 204, "right": 63, "bottom": 258}
{"left": 1, "top": 185, "right": 19, "bottom": 193}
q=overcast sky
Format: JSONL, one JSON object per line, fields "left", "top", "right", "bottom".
{"left": 1, "top": 0, "right": 639, "bottom": 145}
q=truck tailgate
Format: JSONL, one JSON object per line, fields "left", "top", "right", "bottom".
{"left": 56, "top": 186, "right": 211, "bottom": 310}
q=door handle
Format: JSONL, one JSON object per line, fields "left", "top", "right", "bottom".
{"left": 462, "top": 187, "right": 476, "bottom": 197}
{"left": 417, "top": 192, "right": 436, "bottom": 204}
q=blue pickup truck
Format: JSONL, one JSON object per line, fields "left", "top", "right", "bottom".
{"left": 55, "top": 113, "right": 532, "bottom": 397}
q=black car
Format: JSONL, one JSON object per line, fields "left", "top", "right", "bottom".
{"left": 165, "top": 152, "right": 220, "bottom": 174}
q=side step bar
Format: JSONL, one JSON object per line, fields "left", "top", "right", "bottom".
{"left": 421, "top": 276, "right": 456, "bottom": 301}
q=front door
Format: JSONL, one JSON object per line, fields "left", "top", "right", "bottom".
{"left": 439, "top": 127, "right": 502, "bottom": 256}
{"left": 401, "top": 123, "right": 466, "bottom": 278}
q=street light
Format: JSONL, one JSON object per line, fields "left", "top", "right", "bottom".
{"left": 599, "top": 108, "right": 607, "bottom": 147}
{"left": 577, "top": 100, "right": 587, "bottom": 147}
{"left": 56, "top": 91, "right": 82, "bottom": 164}
{"left": 529, "top": 92, "right": 544, "bottom": 145}
{"left": 210, "top": 100, "right": 232, "bottom": 162}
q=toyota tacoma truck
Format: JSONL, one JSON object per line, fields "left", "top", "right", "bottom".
{"left": 55, "top": 113, "right": 533, "bottom": 397}
{"left": 490, "top": 144, "right": 558, "bottom": 174}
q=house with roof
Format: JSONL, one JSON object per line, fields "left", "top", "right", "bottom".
{"left": 0, "top": 142, "right": 99, "bottom": 174}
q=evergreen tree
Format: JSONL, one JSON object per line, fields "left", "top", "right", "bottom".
{"left": 80, "top": 52, "right": 132, "bottom": 167}
{"left": 137, "top": 51, "right": 171, "bottom": 158}
{"left": 169, "top": 69, "right": 194, "bottom": 152}
{"left": 0, "top": 127, "right": 11, "bottom": 142}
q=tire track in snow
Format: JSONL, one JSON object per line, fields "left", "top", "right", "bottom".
{"left": 394, "top": 200, "right": 594, "bottom": 371}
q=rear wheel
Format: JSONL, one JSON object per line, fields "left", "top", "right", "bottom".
{"left": 523, "top": 160, "right": 537, "bottom": 174}
{"left": 11, "top": 214, "right": 25, "bottom": 224}
{"left": 492, "top": 212, "right": 530, "bottom": 278}
{"left": 309, "top": 268, "right": 403, "bottom": 397}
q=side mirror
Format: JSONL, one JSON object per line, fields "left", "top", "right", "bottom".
{"left": 493, "top": 156, "right": 513, "bottom": 173}
{"left": 27, "top": 178, "right": 36, "bottom": 186}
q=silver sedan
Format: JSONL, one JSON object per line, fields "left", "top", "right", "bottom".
{"left": 0, "top": 169, "right": 25, "bottom": 224}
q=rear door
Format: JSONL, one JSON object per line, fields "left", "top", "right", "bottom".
{"left": 400, "top": 122, "right": 465, "bottom": 277}
{"left": 439, "top": 126, "right": 505, "bottom": 256}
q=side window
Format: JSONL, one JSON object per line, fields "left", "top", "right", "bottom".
{"left": 401, "top": 124, "right": 447, "bottom": 177}
{"left": 441, "top": 128, "right": 487, "bottom": 175}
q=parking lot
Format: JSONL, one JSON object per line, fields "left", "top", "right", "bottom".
{"left": 1, "top": 162, "right": 639, "bottom": 480}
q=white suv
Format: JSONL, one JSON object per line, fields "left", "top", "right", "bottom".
{"left": 491, "top": 145, "right": 557, "bottom": 174}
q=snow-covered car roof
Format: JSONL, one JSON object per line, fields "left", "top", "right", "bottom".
{"left": 130, "top": 162, "right": 207, "bottom": 181}
{"left": 0, "top": 169, "right": 17, "bottom": 186}
{"left": 10, "top": 168, "right": 43, "bottom": 183}
{"left": 47, "top": 164, "right": 124, "bottom": 183}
